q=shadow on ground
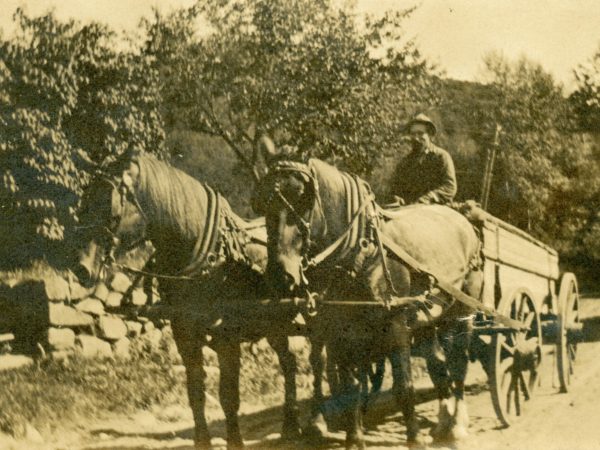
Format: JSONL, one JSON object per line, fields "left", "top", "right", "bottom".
{"left": 84, "top": 387, "right": 440, "bottom": 450}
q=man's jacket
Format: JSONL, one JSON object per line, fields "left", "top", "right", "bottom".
{"left": 390, "top": 144, "right": 457, "bottom": 205}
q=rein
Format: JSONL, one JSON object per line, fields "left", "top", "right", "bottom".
{"left": 268, "top": 161, "right": 377, "bottom": 273}
{"left": 86, "top": 167, "right": 262, "bottom": 283}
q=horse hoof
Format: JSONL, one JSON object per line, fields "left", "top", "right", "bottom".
{"left": 302, "top": 413, "right": 328, "bottom": 440}
{"left": 226, "top": 441, "right": 244, "bottom": 450}
{"left": 280, "top": 424, "right": 302, "bottom": 442}
{"left": 195, "top": 440, "right": 212, "bottom": 450}
{"left": 449, "top": 424, "right": 469, "bottom": 441}
{"left": 407, "top": 435, "right": 429, "bottom": 449}
{"left": 430, "top": 398, "right": 453, "bottom": 441}
{"left": 345, "top": 441, "right": 367, "bottom": 450}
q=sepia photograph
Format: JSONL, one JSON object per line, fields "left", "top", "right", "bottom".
{"left": 0, "top": 1, "right": 599, "bottom": 449}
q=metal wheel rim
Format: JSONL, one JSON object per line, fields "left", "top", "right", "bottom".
{"left": 557, "top": 273, "right": 579, "bottom": 392}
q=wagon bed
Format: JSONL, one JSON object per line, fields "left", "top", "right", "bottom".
{"left": 461, "top": 204, "right": 580, "bottom": 425}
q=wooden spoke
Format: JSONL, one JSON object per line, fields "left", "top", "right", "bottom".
{"left": 490, "top": 288, "right": 541, "bottom": 427}
{"left": 524, "top": 311, "right": 535, "bottom": 329}
{"left": 501, "top": 340, "right": 515, "bottom": 355}
{"left": 519, "top": 372, "right": 531, "bottom": 401}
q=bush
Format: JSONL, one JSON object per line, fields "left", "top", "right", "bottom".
{"left": 0, "top": 9, "right": 167, "bottom": 267}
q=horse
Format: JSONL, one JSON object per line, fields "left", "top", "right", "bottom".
{"left": 255, "top": 157, "right": 482, "bottom": 449}
{"left": 72, "top": 151, "right": 308, "bottom": 449}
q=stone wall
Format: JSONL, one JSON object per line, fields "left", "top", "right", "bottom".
{"left": 0, "top": 271, "right": 165, "bottom": 360}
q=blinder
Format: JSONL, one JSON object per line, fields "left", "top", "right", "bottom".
{"left": 261, "top": 161, "right": 323, "bottom": 256}
{"left": 76, "top": 166, "right": 148, "bottom": 276}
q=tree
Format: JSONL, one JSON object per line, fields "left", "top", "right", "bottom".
{"left": 570, "top": 44, "right": 600, "bottom": 132}
{"left": 143, "top": 0, "right": 438, "bottom": 178}
{"left": 0, "top": 10, "right": 167, "bottom": 266}
{"left": 473, "top": 53, "right": 575, "bottom": 240}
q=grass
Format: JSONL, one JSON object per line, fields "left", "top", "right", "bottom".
{"left": 0, "top": 328, "right": 314, "bottom": 441}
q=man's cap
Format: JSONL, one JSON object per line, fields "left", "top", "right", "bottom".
{"left": 406, "top": 113, "right": 437, "bottom": 136}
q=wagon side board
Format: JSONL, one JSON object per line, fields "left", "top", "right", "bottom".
{"left": 478, "top": 217, "right": 559, "bottom": 312}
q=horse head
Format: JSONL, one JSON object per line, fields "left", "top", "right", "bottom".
{"left": 254, "top": 160, "right": 321, "bottom": 296}
{"left": 73, "top": 157, "right": 147, "bottom": 287}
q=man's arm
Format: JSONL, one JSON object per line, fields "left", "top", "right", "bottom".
{"left": 389, "top": 158, "right": 413, "bottom": 204}
{"left": 416, "top": 150, "right": 457, "bottom": 204}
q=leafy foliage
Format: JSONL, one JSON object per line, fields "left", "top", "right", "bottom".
{"left": 570, "top": 44, "right": 600, "bottom": 132}
{"left": 0, "top": 10, "right": 166, "bottom": 265}
{"left": 473, "top": 54, "right": 572, "bottom": 233}
{"left": 143, "top": 0, "right": 439, "bottom": 177}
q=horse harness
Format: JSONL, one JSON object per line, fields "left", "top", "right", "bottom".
{"left": 268, "top": 161, "right": 527, "bottom": 330}
{"left": 92, "top": 168, "right": 265, "bottom": 284}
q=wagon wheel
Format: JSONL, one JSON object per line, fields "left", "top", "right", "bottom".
{"left": 557, "top": 273, "right": 580, "bottom": 393}
{"left": 490, "top": 288, "right": 542, "bottom": 427}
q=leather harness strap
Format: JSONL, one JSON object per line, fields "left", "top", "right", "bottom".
{"left": 181, "top": 185, "right": 222, "bottom": 276}
{"left": 377, "top": 232, "right": 527, "bottom": 330}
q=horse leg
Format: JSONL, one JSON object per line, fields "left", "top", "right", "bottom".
{"left": 267, "top": 334, "right": 302, "bottom": 441}
{"left": 304, "top": 336, "right": 328, "bottom": 439}
{"left": 171, "top": 315, "right": 211, "bottom": 449}
{"left": 337, "top": 357, "right": 364, "bottom": 450}
{"left": 422, "top": 327, "right": 453, "bottom": 441}
{"left": 445, "top": 318, "right": 473, "bottom": 441}
{"left": 390, "top": 315, "right": 422, "bottom": 446}
{"left": 213, "top": 337, "right": 243, "bottom": 450}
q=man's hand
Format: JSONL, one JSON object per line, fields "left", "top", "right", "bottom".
{"left": 393, "top": 195, "right": 406, "bottom": 206}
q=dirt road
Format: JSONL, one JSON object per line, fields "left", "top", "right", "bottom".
{"left": 72, "top": 298, "right": 600, "bottom": 450}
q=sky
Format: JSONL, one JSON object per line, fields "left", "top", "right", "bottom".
{"left": 1, "top": 0, "right": 599, "bottom": 92}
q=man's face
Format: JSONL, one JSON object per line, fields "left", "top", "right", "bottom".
{"left": 409, "top": 123, "right": 432, "bottom": 152}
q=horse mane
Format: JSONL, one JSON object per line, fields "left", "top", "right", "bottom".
{"left": 308, "top": 158, "right": 373, "bottom": 207}
{"left": 308, "top": 159, "right": 350, "bottom": 200}
{"left": 135, "top": 154, "right": 215, "bottom": 242}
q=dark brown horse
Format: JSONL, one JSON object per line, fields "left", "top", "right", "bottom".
{"left": 256, "top": 158, "right": 482, "bottom": 449}
{"left": 72, "top": 152, "right": 306, "bottom": 449}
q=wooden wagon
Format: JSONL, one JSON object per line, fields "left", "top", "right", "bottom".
{"left": 466, "top": 207, "right": 582, "bottom": 426}
{"left": 332, "top": 202, "right": 583, "bottom": 427}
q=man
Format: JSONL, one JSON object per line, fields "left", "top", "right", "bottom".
{"left": 390, "top": 113, "right": 457, "bottom": 205}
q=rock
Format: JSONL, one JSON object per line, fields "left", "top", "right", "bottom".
{"left": 110, "top": 272, "right": 132, "bottom": 294}
{"left": 131, "top": 288, "right": 147, "bottom": 306}
{"left": 98, "top": 316, "right": 127, "bottom": 341}
{"left": 76, "top": 335, "right": 112, "bottom": 359}
{"left": 94, "top": 282, "right": 110, "bottom": 302}
{"left": 105, "top": 291, "right": 123, "bottom": 308}
{"left": 49, "top": 304, "right": 94, "bottom": 327}
{"left": 51, "top": 350, "right": 73, "bottom": 362}
{"left": 112, "top": 337, "right": 131, "bottom": 359}
{"left": 289, "top": 336, "right": 307, "bottom": 353}
{"left": 75, "top": 298, "right": 105, "bottom": 316}
{"left": 143, "top": 321, "right": 155, "bottom": 333}
{"left": 0, "top": 354, "right": 34, "bottom": 372}
{"left": 47, "top": 327, "right": 75, "bottom": 351}
{"left": 145, "top": 287, "right": 161, "bottom": 305}
{"left": 44, "top": 276, "right": 70, "bottom": 301}
{"left": 142, "top": 328, "right": 162, "bottom": 349}
{"left": 69, "top": 280, "right": 93, "bottom": 300}
{"left": 125, "top": 320, "right": 143, "bottom": 338}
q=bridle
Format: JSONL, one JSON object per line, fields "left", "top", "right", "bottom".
{"left": 76, "top": 169, "right": 149, "bottom": 274}
{"left": 266, "top": 161, "right": 374, "bottom": 277}
{"left": 266, "top": 162, "right": 326, "bottom": 271}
